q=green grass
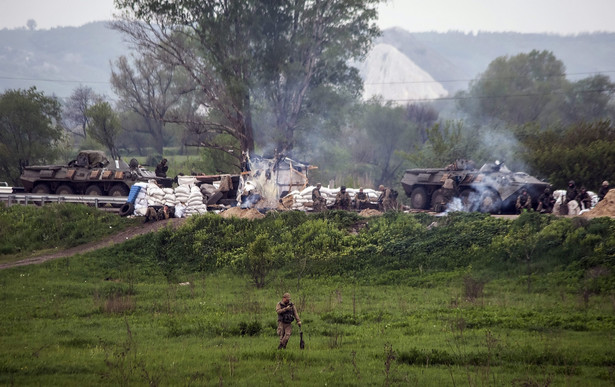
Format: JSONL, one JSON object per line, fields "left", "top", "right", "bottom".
{"left": 0, "top": 203, "right": 140, "bottom": 263}
{"left": 1, "top": 259, "right": 614, "bottom": 386}
{"left": 1, "top": 208, "right": 615, "bottom": 385}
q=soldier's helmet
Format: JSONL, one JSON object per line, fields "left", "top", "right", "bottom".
{"left": 603, "top": 181, "right": 609, "bottom": 187}
{"left": 341, "top": 186, "right": 346, "bottom": 192}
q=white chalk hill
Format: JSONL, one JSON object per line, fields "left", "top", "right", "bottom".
{"left": 357, "top": 43, "right": 448, "bottom": 103}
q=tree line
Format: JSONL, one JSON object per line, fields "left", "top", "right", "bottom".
{"left": 1, "top": 0, "right": 614, "bottom": 192}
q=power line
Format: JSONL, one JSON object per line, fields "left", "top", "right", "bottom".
{"left": 385, "top": 88, "right": 615, "bottom": 103}
{"left": 0, "top": 75, "right": 110, "bottom": 85}
{"left": 2, "top": 70, "right": 614, "bottom": 87}
{"left": 364, "top": 70, "right": 615, "bottom": 86}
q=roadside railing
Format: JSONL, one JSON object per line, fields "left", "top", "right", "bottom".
{"left": 0, "top": 193, "right": 127, "bottom": 209}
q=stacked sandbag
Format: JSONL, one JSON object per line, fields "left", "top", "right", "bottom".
{"left": 174, "top": 184, "right": 190, "bottom": 205}
{"left": 162, "top": 188, "right": 176, "bottom": 207}
{"left": 133, "top": 182, "right": 149, "bottom": 216}
{"left": 146, "top": 180, "right": 166, "bottom": 206}
{"left": 286, "top": 186, "right": 380, "bottom": 211}
{"left": 184, "top": 184, "right": 208, "bottom": 216}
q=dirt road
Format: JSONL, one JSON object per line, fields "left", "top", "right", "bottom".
{"left": 0, "top": 218, "right": 186, "bottom": 270}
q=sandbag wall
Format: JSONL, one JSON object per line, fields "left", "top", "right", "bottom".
{"left": 132, "top": 178, "right": 207, "bottom": 217}
{"left": 285, "top": 186, "right": 380, "bottom": 211}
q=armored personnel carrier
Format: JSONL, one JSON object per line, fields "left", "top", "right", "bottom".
{"left": 20, "top": 150, "right": 172, "bottom": 197}
{"left": 400, "top": 159, "right": 551, "bottom": 213}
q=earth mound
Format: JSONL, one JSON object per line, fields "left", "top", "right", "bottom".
{"left": 582, "top": 189, "right": 615, "bottom": 218}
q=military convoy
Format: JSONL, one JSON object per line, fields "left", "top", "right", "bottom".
{"left": 400, "top": 159, "right": 551, "bottom": 213}
{"left": 19, "top": 150, "right": 173, "bottom": 197}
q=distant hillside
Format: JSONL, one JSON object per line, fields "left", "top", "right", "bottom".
{"left": 0, "top": 22, "right": 130, "bottom": 99}
{"left": 380, "top": 28, "right": 615, "bottom": 94}
{"left": 1, "top": 22, "right": 614, "bottom": 103}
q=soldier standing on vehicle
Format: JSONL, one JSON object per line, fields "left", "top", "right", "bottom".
{"left": 354, "top": 187, "right": 369, "bottom": 210}
{"left": 598, "top": 181, "right": 610, "bottom": 202}
{"left": 334, "top": 186, "right": 351, "bottom": 210}
{"left": 276, "top": 293, "right": 301, "bottom": 350}
{"left": 515, "top": 189, "right": 532, "bottom": 213}
{"left": 312, "top": 183, "right": 326, "bottom": 212}
{"left": 155, "top": 158, "right": 168, "bottom": 177}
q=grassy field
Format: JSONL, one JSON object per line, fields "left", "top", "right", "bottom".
{"left": 1, "top": 258, "right": 614, "bottom": 386}
{"left": 1, "top": 205, "right": 615, "bottom": 385}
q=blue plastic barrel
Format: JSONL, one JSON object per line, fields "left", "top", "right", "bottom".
{"left": 127, "top": 185, "right": 142, "bottom": 204}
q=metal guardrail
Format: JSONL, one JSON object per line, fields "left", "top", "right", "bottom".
{"left": 0, "top": 193, "right": 128, "bottom": 209}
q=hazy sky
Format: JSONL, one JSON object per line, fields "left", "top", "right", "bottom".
{"left": 1, "top": 0, "right": 614, "bottom": 35}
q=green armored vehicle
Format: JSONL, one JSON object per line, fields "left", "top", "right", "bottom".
{"left": 401, "top": 159, "right": 551, "bottom": 213}
{"left": 20, "top": 150, "right": 172, "bottom": 197}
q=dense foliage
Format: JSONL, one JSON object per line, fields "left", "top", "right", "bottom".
{"left": 0, "top": 87, "right": 64, "bottom": 185}
{"left": 516, "top": 120, "right": 615, "bottom": 190}
{"left": 5, "top": 205, "right": 609, "bottom": 293}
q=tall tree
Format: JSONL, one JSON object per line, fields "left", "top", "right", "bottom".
{"left": 63, "top": 85, "right": 103, "bottom": 139}
{"left": 113, "top": 0, "right": 380, "bottom": 168}
{"left": 111, "top": 54, "right": 194, "bottom": 156}
{"left": 458, "top": 50, "right": 615, "bottom": 126}
{"left": 86, "top": 102, "right": 122, "bottom": 160}
{"left": 458, "top": 50, "right": 568, "bottom": 126}
{"left": 349, "top": 99, "right": 418, "bottom": 187}
{"left": 0, "top": 87, "right": 63, "bottom": 185}
{"left": 255, "top": 0, "right": 379, "bottom": 154}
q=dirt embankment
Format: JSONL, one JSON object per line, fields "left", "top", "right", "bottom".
{"left": 0, "top": 218, "right": 186, "bottom": 270}
{"left": 582, "top": 189, "right": 615, "bottom": 218}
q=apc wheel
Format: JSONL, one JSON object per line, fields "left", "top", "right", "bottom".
{"left": 108, "top": 184, "right": 129, "bottom": 208}
{"left": 478, "top": 190, "right": 502, "bottom": 214}
{"left": 55, "top": 184, "right": 74, "bottom": 195}
{"left": 459, "top": 189, "right": 478, "bottom": 212}
{"left": 431, "top": 189, "right": 448, "bottom": 212}
{"left": 85, "top": 185, "right": 103, "bottom": 196}
{"left": 410, "top": 187, "right": 428, "bottom": 209}
{"left": 32, "top": 183, "right": 51, "bottom": 194}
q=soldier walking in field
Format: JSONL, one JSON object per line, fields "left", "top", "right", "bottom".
{"left": 276, "top": 293, "right": 301, "bottom": 349}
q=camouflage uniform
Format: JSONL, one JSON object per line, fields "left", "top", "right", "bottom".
{"left": 598, "top": 181, "right": 609, "bottom": 202}
{"left": 155, "top": 159, "right": 168, "bottom": 178}
{"left": 276, "top": 293, "right": 301, "bottom": 349}
{"left": 536, "top": 188, "right": 554, "bottom": 213}
{"left": 312, "top": 184, "right": 326, "bottom": 212}
{"left": 334, "top": 186, "right": 351, "bottom": 210}
{"left": 515, "top": 190, "right": 532, "bottom": 213}
{"left": 578, "top": 187, "right": 592, "bottom": 210}
{"left": 354, "top": 188, "right": 369, "bottom": 210}
{"left": 378, "top": 185, "right": 396, "bottom": 212}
